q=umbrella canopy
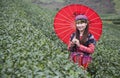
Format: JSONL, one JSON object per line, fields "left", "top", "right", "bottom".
{"left": 54, "top": 4, "right": 102, "bottom": 45}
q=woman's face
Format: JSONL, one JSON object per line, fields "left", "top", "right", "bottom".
{"left": 76, "top": 20, "right": 87, "bottom": 32}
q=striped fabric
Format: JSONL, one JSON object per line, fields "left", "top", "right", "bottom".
{"left": 68, "top": 33, "right": 96, "bottom": 69}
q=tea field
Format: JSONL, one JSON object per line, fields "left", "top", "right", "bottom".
{"left": 0, "top": 0, "right": 120, "bottom": 78}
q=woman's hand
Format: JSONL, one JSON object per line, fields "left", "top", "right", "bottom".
{"left": 70, "top": 41, "right": 75, "bottom": 47}
{"left": 72, "top": 38, "right": 80, "bottom": 47}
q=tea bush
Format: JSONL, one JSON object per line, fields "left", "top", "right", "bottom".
{"left": 0, "top": 0, "right": 89, "bottom": 78}
{"left": 0, "top": 0, "right": 120, "bottom": 78}
{"left": 88, "top": 22, "right": 120, "bottom": 78}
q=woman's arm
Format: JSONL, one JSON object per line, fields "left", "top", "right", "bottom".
{"left": 78, "top": 43, "right": 95, "bottom": 54}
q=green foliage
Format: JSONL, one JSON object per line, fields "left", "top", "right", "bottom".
{"left": 0, "top": 0, "right": 89, "bottom": 78}
{"left": 101, "top": 14, "right": 120, "bottom": 24}
{"left": 33, "top": 0, "right": 116, "bottom": 14}
{"left": 113, "top": 0, "right": 120, "bottom": 14}
{"left": 33, "top": 0, "right": 64, "bottom": 3}
{"left": 0, "top": 0, "right": 120, "bottom": 78}
{"left": 88, "top": 22, "right": 120, "bottom": 78}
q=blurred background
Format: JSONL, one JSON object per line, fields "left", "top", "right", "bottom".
{"left": 32, "top": 0, "right": 116, "bottom": 14}
{"left": 0, "top": 0, "right": 120, "bottom": 78}
{"left": 32, "top": 0, "right": 120, "bottom": 24}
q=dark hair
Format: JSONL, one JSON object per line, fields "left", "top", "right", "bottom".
{"left": 75, "top": 19, "right": 89, "bottom": 44}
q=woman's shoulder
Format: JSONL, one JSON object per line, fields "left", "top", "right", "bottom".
{"left": 88, "top": 33, "right": 95, "bottom": 40}
{"left": 70, "top": 32, "right": 75, "bottom": 41}
{"left": 71, "top": 32, "right": 75, "bottom": 35}
{"left": 70, "top": 32, "right": 75, "bottom": 37}
{"left": 87, "top": 33, "right": 96, "bottom": 45}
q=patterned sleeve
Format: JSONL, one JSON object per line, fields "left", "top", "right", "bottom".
{"left": 88, "top": 34, "right": 96, "bottom": 46}
{"left": 78, "top": 34, "right": 96, "bottom": 54}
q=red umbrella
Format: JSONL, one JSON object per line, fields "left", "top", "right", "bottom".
{"left": 54, "top": 4, "right": 102, "bottom": 45}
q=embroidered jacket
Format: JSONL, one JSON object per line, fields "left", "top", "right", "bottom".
{"left": 68, "top": 33, "right": 96, "bottom": 54}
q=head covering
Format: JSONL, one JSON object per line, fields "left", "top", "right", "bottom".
{"left": 75, "top": 15, "right": 88, "bottom": 20}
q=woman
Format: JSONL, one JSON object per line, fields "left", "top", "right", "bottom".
{"left": 68, "top": 15, "right": 96, "bottom": 69}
